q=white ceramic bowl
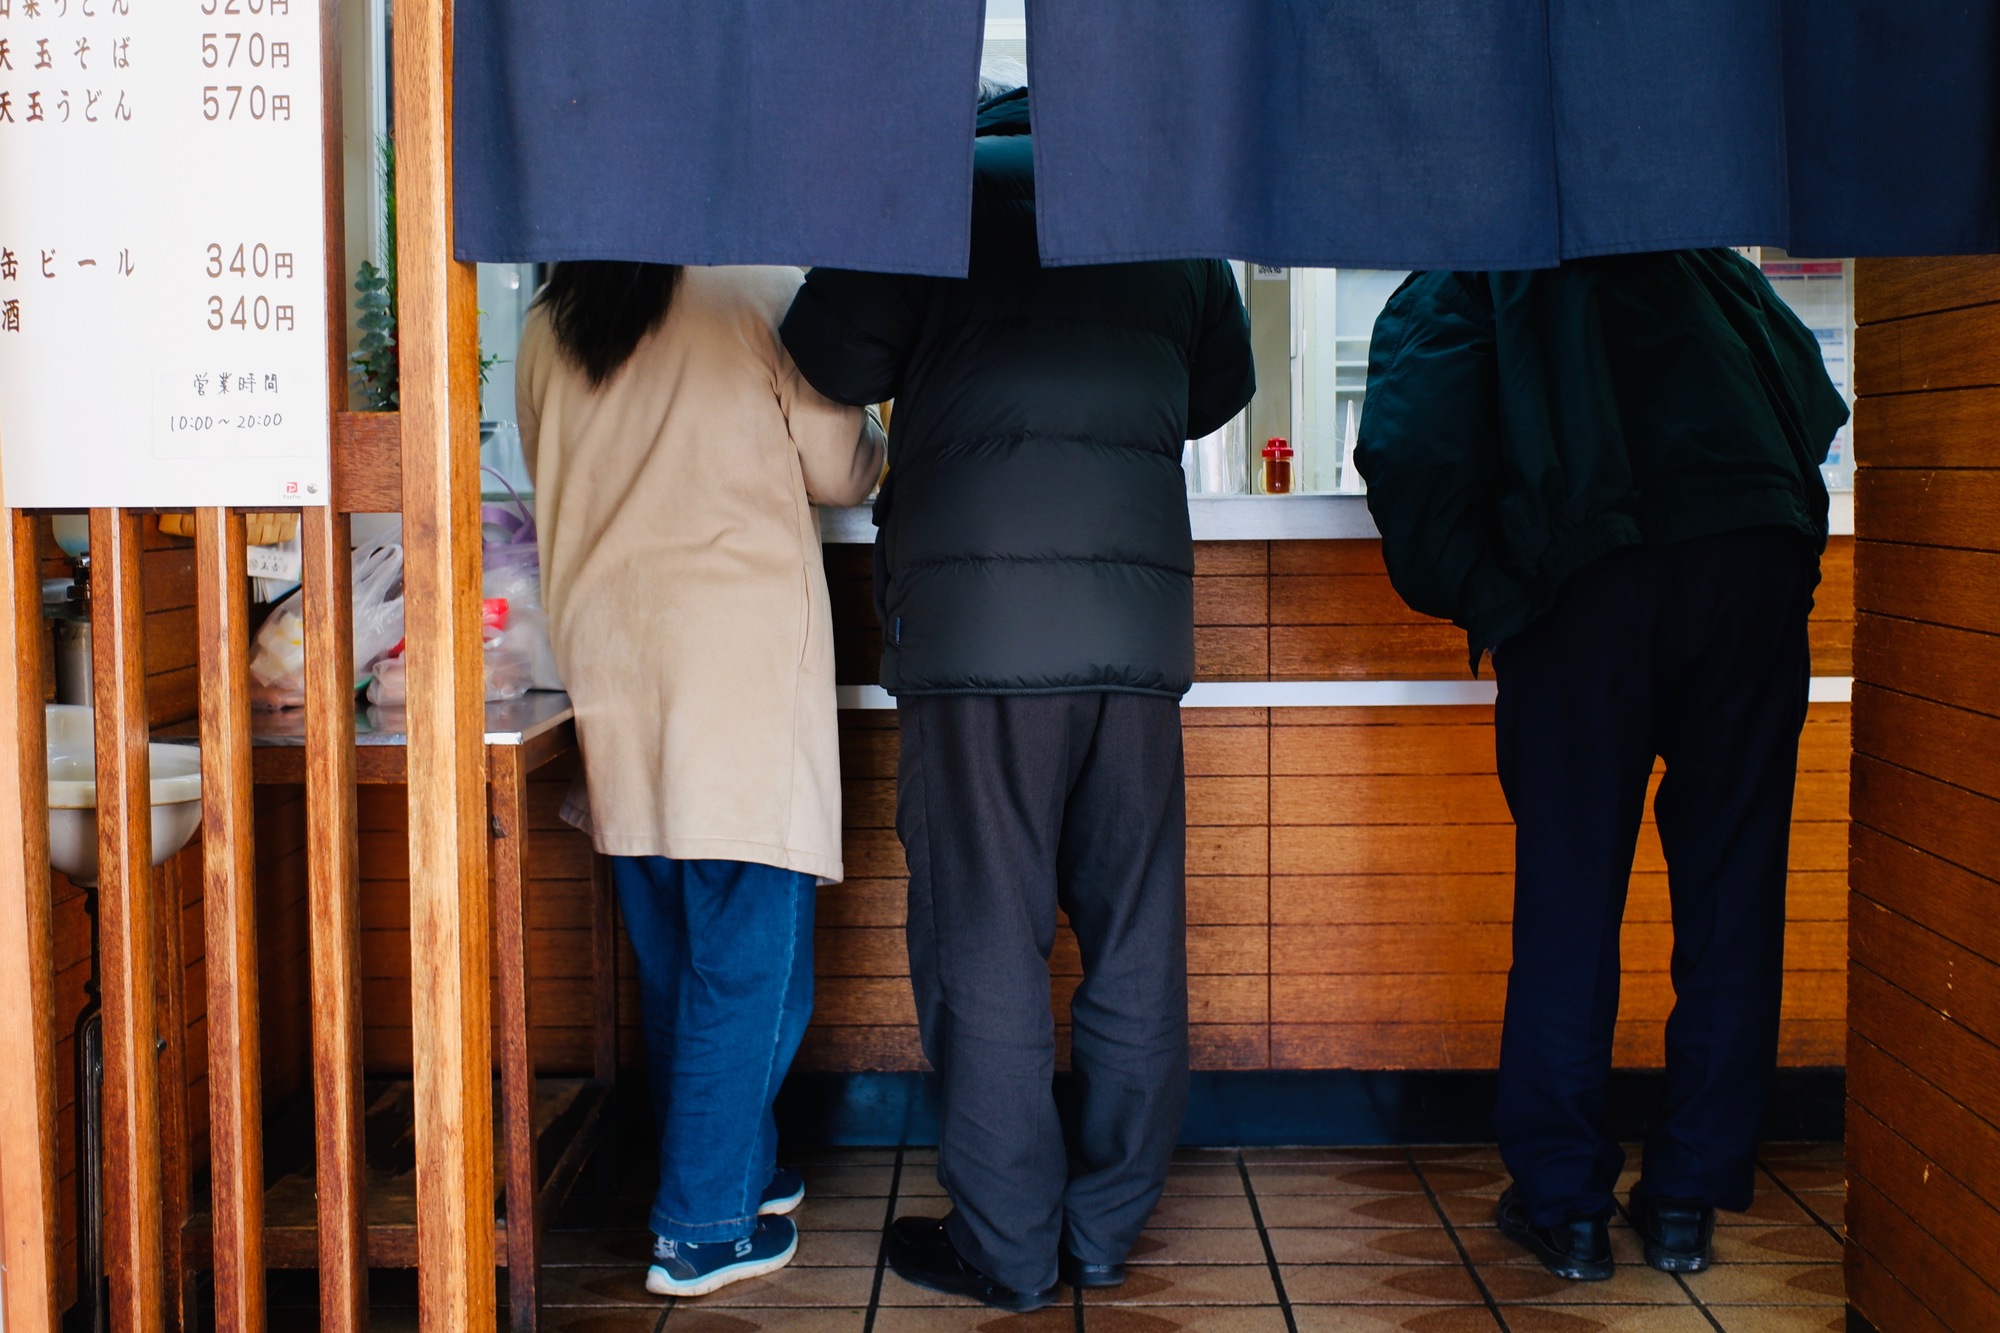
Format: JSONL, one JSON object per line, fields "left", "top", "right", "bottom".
{"left": 45, "top": 705, "right": 203, "bottom": 886}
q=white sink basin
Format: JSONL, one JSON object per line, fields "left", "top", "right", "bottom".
{"left": 45, "top": 705, "right": 203, "bottom": 886}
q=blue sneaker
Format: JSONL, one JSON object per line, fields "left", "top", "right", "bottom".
{"left": 760, "top": 1166, "right": 806, "bottom": 1216}
{"left": 646, "top": 1215, "right": 799, "bottom": 1297}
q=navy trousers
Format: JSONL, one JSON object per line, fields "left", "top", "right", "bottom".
{"left": 1491, "top": 527, "right": 1818, "bottom": 1226}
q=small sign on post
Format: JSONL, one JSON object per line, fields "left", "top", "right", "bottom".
{"left": 0, "top": 0, "right": 330, "bottom": 507}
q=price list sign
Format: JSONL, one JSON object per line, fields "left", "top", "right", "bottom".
{"left": 0, "top": 0, "right": 330, "bottom": 507}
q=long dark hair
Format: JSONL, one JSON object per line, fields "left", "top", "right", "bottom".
{"left": 535, "top": 261, "right": 684, "bottom": 388}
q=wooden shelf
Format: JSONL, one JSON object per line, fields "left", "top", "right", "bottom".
{"left": 183, "top": 1076, "right": 611, "bottom": 1270}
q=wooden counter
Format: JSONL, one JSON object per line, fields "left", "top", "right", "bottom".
{"left": 806, "top": 534, "right": 1854, "bottom": 1074}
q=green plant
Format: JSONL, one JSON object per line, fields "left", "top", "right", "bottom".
{"left": 351, "top": 258, "right": 397, "bottom": 410}
{"left": 348, "top": 134, "right": 506, "bottom": 407}
{"left": 350, "top": 138, "right": 399, "bottom": 410}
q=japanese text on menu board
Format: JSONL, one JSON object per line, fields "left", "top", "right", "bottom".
{"left": 0, "top": 0, "right": 330, "bottom": 508}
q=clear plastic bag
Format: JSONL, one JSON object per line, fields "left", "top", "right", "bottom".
{"left": 482, "top": 467, "right": 562, "bottom": 691}
{"left": 249, "top": 525, "right": 405, "bottom": 710}
{"left": 364, "top": 598, "right": 534, "bottom": 706}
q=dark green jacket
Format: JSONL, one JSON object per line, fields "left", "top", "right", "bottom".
{"left": 1354, "top": 248, "right": 1848, "bottom": 667}
{"left": 780, "top": 90, "right": 1255, "bottom": 697}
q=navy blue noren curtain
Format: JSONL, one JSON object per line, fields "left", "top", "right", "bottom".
{"left": 1027, "top": 0, "right": 2000, "bottom": 269}
{"left": 454, "top": 1, "right": 987, "bottom": 276}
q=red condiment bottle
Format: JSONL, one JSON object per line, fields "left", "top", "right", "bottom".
{"left": 1262, "top": 438, "right": 1294, "bottom": 495}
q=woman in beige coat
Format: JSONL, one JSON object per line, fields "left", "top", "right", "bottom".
{"left": 519, "top": 262, "right": 882, "bottom": 1297}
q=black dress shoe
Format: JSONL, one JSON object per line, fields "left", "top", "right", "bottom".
{"left": 1060, "top": 1250, "right": 1126, "bottom": 1289}
{"left": 1628, "top": 1187, "right": 1715, "bottom": 1273}
{"left": 884, "top": 1216, "right": 1059, "bottom": 1313}
{"left": 1496, "top": 1187, "right": 1613, "bottom": 1281}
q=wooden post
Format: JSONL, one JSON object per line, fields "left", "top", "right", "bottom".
{"left": 303, "top": 506, "right": 369, "bottom": 1331}
{"left": 89, "top": 507, "right": 166, "bottom": 1333}
{"left": 195, "top": 509, "right": 268, "bottom": 1333}
{"left": 0, "top": 508, "right": 61, "bottom": 1332}
{"left": 394, "top": 0, "right": 496, "bottom": 1324}
{"left": 491, "top": 748, "right": 539, "bottom": 1332}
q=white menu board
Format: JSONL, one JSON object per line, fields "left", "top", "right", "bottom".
{"left": 0, "top": 0, "right": 330, "bottom": 507}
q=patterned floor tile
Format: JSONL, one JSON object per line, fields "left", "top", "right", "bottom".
{"left": 1500, "top": 1307, "right": 1713, "bottom": 1332}
{"left": 664, "top": 1309, "right": 871, "bottom": 1332}
{"left": 543, "top": 1227, "right": 658, "bottom": 1267}
{"left": 1712, "top": 1227, "right": 1843, "bottom": 1264}
{"left": 1282, "top": 1263, "right": 1485, "bottom": 1305}
{"left": 1408, "top": 1147, "right": 1507, "bottom": 1164}
{"left": 790, "top": 1227, "right": 882, "bottom": 1268}
{"left": 1758, "top": 1143, "right": 1843, "bottom": 1166}
{"left": 871, "top": 1306, "right": 1073, "bottom": 1332}
{"left": 1258, "top": 1193, "right": 1442, "bottom": 1228}
{"left": 895, "top": 1164, "right": 949, "bottom": 1197}
{"left": 1266, "top": 1226, "right": 1461, "bottom": 1266}
{"left": 536, "top": 1265, "right": 673, "bottom": 1307}
{"left": 529, "top": 1313, "right": 668, "bottom": 1333}
{"left": 1760, "top": 1163, "right": 1844, "bottom": 1193}
{"left": 1719, "top": 1191, "right": 1817, "bottom": 1227}
{"left": 1249, "top": 1163, "right": 1428, "bottom": 1195}
{"left": 686, "top": 1265, "right": 877, "bottom": 1309}
{"left": 1081, "top": 1264, "right": 1280, "bottom": 1306}
{"left": 795, "top": 1165, "right": 899, "bottom": 1198}
{"left": 1083, "top": 1308, "right": 1291, "bottom": 1331}
{"left": 793, "top": 1196, "right": 893, "bottom": 1230}
{"left": 1682, "top": 1263, "right": 1844, "bottom": 1306}
{"left": 1476, "top": 1262, "right": 1690, "bottom": 1306}
{"left": 1162, "top": 1164, "right": 1253, "bottom": 1196}
{"left": 1145, "top": 1193, "right": 1259, "bottom": 1228}
{"left": 1704, "top": 1307, "right": 1846, "bottom": 1332}
{"left": 1290, "top": 1306, "right": 1501, "bottom": 1332}
{"left": 1127, "top": 1227, "right": 1271, "bottom": 1265}
{"left": 1242, "top": 1146, "right": 1413, "bottom": 1165}
{"left": 1411, "top": 1164, "right": 1510, "bottom": 1197}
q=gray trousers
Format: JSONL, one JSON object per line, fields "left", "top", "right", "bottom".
{"left": 897, "top": 692, "right": 1190, "bottom": 1293}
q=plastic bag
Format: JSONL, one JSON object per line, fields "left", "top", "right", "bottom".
{"left": 249, "top": 525, "right": 405, "bottom": 710}
{"left": 364, "top": 597, "right": 534, "bottom": 706}
{"left": 482, "top": 467, "right": 562, "bottom": 691}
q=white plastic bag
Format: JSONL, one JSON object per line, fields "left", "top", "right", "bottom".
{"left": 249, "top": 525, "right": 405, "bottom": 710}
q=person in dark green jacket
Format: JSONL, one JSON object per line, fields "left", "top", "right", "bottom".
{"left": 1356, "top": 250, "right": 1847, "bottom": 1282}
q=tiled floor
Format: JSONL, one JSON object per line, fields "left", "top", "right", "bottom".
{"left": 273, "top": 1143, "right": 1846, "bottom": 1332}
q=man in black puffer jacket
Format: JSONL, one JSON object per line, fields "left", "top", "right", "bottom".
{"left": 781, "top": 85, "right": 1253, "bottom": 1313}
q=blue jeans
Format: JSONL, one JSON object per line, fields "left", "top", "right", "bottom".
{"left": 610, "top": 856, "right": 816, "bottom": 1244}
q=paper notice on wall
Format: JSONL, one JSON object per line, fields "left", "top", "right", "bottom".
{"left": 0, "top": 0, "right": 330, "bottom": 507}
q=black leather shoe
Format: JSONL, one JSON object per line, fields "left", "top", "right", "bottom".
{"left": 884, "top": 1216, "right": 1059, "bottom": 1313}
{"left": 1060, "top": 1250, "right": 1126, "bottom": 1289}
{"left": 1496, "top": 1187, "right": 1613, "bottom": 1281}
{"left": 1628, "top": 1187, "right": 1715, "bottom": 1273}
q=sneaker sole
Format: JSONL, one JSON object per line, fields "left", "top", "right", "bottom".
{"left": 759, "top": 1188, "right": 805, "bottom": 1217}
{"left": 646, "top": 1233, "right": 799, "bottom": 1298}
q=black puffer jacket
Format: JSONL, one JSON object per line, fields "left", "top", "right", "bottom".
{"left": 780, "top": 89, "right": 1254, "bottom": 697}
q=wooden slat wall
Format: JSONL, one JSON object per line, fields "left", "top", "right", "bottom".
{"left": 1845, "top": 256, "right": 2000, "bottom": 1331}
{"left": 799, "top": 537, "right": 1854, "bottom": 1072}
{"left": 34, "top": 516, "right": 311, "bottom": 1309}
{"left": 344, "top": 533, "right": 1853, "bottom": 1078}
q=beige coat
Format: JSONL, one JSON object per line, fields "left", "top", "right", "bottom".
{"left": 518, "top": 265, "right": 883, "bottom": 881}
